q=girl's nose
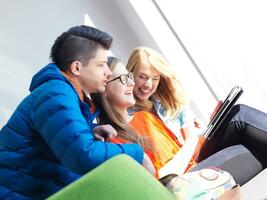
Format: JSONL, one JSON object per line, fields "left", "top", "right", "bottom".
{"left": 144, "top": 78, "right": 152, "bottom": 87}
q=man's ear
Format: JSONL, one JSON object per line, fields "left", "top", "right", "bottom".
{"left": 69, "top": 61, "right": 82, "bottom": 76}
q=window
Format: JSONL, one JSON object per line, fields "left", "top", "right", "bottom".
{"left": 130, "top": 0, "right": 267, "bottom": 123}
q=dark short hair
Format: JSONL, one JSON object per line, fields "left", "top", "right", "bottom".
{"left": 50, "top": 25, "right": 113, "bottom": 71}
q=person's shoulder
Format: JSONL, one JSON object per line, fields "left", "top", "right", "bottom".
{"left": 38, "top": 79, "right": 76, "bottom": 97}
{"left": 133, "top": 110, "right": 148, "bottom": 116}
{"left": 133, "top": 110, "right": 158, "bottom": 120}
{"left": 131, "top": 111, "right": 151, "bottom": 127}
{"left": 31, "top": 79, "right": 79, "bottom": 113}
{"left": 152, "top": 96, "right": 171, "bottom": 114}
{"left": 128, "top": 106, "right": 139, "bottom": 115}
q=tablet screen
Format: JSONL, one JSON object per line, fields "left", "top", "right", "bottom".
{"left": 203, "top": 85, "right": 243, "bottom": 139}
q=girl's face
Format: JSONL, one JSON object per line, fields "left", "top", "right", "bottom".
{"left": 133, "top": 62, "right": 160, "bottom": 101}
{"left": 105, "top": 62, "right": 135, "bottom": 110}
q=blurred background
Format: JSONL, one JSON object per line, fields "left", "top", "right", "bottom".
{"left": 1, "top": 0, "right": 267, "bottom": 128}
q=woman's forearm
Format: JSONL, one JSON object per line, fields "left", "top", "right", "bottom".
{"left": 158, "top": 133, "right": 199, "bottom": 178}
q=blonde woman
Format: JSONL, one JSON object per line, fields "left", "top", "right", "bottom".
{"left": 126, "top": 46, "right": 267, "bottom": 163}
{"left": 126, "top": 47, "right": 202, "bottom": 145}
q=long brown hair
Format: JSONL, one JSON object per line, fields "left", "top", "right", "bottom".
{"left": 91, "top": 56, "right": 151, "bottom": 150}
{"left": 126, "top": 47, "right": 187, "bottom": 118}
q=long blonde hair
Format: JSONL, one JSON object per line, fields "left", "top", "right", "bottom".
{"left": 91, "top": 56, "right": 150, "bottom": 150}
{"left": 126, "top": 47, "right": 186, "bottom": 118}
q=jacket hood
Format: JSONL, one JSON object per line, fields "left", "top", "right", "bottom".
{"left": 29, "top": 63, "right": 65, "bottom": 92}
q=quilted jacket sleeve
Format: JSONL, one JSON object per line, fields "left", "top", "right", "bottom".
{"left": 31, "top": 81, "right": 144, "bottom": 174}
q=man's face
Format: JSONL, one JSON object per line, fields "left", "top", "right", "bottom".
{"left": 79, "top": 48, "right": 112, "bottom": 94}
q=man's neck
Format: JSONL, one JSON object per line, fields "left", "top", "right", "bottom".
{"left": 60, "top": 70, "right": 84, "bottom": 101}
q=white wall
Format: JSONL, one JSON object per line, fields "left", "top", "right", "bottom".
{"left": 0, "top": 0, "right": 160, "bottom": 127}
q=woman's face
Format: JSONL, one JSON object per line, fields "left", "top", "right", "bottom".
{"left": 105, "top": 62, "right": 135, "bottom": 110}
{"left": 133, "top": 62, "right": 160, "bottom": 101}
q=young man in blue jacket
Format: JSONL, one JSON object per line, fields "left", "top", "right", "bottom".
{"left": 0, "top": 25, "right": 154, "bottom": 199}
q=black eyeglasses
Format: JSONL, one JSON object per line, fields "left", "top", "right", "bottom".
{"left": 107, "top": 72, "right": 134, "bottom": 85}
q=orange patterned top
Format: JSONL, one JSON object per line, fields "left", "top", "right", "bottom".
{"left": 111, "top": 111, "right": 203, "bottom": 177}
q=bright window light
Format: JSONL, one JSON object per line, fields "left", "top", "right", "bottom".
{"left": 84, "top": 14, "right": 95, "bottom": 27}
{"left": 155, "top": 0, "right": 267, "bottom": 115}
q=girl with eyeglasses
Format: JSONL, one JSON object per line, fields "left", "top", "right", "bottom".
{"left": 92, "top": 57, "right": 215, "bottom": 179}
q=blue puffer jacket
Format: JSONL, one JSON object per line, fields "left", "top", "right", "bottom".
{"left": 0, "top": 64, "right": 144, "bottom": 200}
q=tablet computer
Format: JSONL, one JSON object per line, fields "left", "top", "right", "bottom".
{"left": 203, "top": 85, "right": 243, "bottom": 140}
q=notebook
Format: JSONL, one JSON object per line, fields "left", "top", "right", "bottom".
{"left": 203, "top": 85, "right": 243, "bottom": 140}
